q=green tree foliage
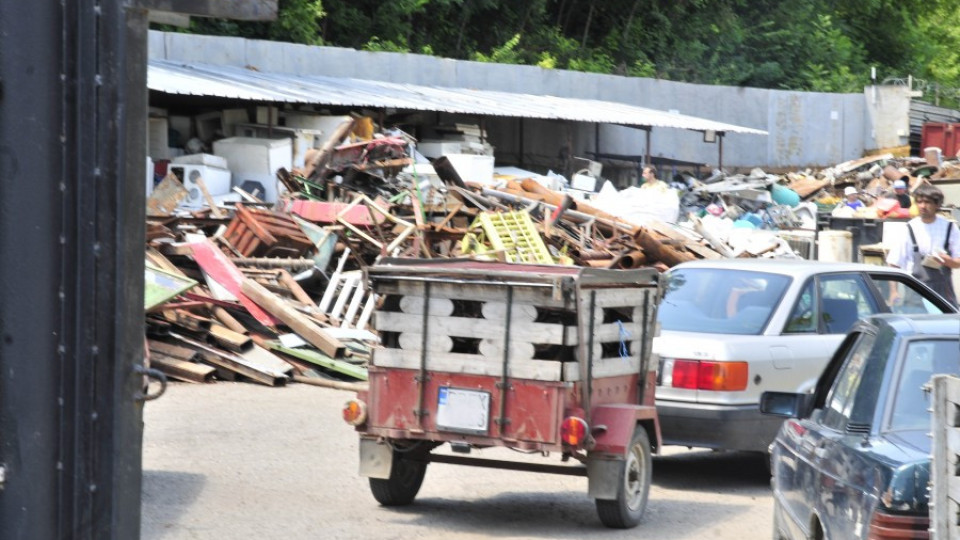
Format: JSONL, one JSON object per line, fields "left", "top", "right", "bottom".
{"left": 158, "top": 0, "right": 960, "bottom": 96}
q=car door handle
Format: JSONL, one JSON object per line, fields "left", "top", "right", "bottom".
{"left": 813, "top": 441, "right": 828, "bottom": 459}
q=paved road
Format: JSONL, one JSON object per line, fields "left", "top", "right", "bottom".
{"left": 142, "top": 382, "right": 773, "bottom": 540}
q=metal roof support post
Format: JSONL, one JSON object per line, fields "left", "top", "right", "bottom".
{"left": 518, "top": 118, "right": 525, "bottom": 167}
{"left": 718, "top": 132, "right": 725, "bottom": 172}
{"left": 595, "top": 123, "right": 601, "bottom": 156}
{"left": 644, "top": 127, "right": 652, "bottom": 168}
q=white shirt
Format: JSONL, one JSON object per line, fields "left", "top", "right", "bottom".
{"left": 885, "top": 216, "right": 960, "bottom": 272}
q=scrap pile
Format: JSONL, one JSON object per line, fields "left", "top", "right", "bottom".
{"left": 142, "top": 119, "right": 958, "bottom": 389}
{"left": 142, "top": 124, "right": 742, "bottom": 389}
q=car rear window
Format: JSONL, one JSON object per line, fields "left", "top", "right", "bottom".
{"left": 658, "top": 268, "right": 791, "bottom": 335}
{"left": 888, "top": 338, "right": 960, "bottom": 431}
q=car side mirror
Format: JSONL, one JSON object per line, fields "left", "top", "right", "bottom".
{"left": 760, "top": 391, "right": 814, "bottom": 418}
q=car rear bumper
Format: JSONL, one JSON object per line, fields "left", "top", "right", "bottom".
{"left": 656, "top": 400, "right": 785, "bottom": 452}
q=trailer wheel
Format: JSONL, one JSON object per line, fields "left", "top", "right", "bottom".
{"left": 369, "top": 451, "right": 427, "bottom": 506}
{"left": 595, "top": 427, "right": 651, "bottom": 529}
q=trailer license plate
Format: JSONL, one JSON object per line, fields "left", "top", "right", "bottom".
{"left": 436, "top": 387, "right": 490, "bottom": 435}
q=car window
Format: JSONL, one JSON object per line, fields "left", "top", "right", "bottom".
{"left": 888, "top": 338, "right": 960, "bottom": 431}
{"left": 784, "top": 280, "right": 816, "bottom": 333}
{"left": 818, "top": 274, "right": 877, "bottom": 334}
{"left": 870, "top": 274, "right": 950, "bottom": 315}
{"left": 820, "top": 332, "right": 877, "bottom": 431}
{"left": 784, "top": 274, "right": 878, "bottom": 335}
{"left": 657, "top": 268, "right": 790, "bottom": 335}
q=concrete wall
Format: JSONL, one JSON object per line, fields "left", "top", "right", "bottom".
{"left": 148, "top": 31, "right": 907, "bottom": 172}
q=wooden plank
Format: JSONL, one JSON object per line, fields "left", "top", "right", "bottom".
{"left": 478, "top": 339, "right": 535, "bottom": 360}
{"left": 371, "top": 348, "right": 563, "bottom": 381}
{"left": 397, "top": 333, "right": 453, "bottom": 353}
{"left": 208, "top": 324, "right": 253, "bottom": 353}
{"left": 269, "top": 343, "right": 368, "bottom": 381}
{"left": 241, "top": 278, "right": 346, "bottom": 358}
{"left": 374, "top": 311, "right": 566, "bottom": 343}
{"left": 564, "top": 318, "right": 646, "bottom": 345}
{"left": 148, "top": 339, "right": 200, "bottom": 361}
{"left": 398, "top": 296, "right": 455, "bottom": 316}
{"left": 170, "top": 333, "right": 288, "bottom": 386}
{"left": 373, "top": 280, "right": 573, "bottom": 308}
{"left": 563, "top": 356, "right": 641, "bottom": 381}
{"left": 239, "top": 344, "right": 295, "bottom": 376}
{"left": 150, "top": 354, "right": 216, "bottom": 383}
{"left": 480, "top": 302, "right": 538, "bottom": 323}
{"left": 138, "top": 0, "right": 279, "bottom": 21}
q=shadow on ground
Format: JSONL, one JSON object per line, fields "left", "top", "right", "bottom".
{"left": 653, "top": 449, "right": 771, "bottom": 490}
{"left": 141, "top": 470, "right": 207, "bottom": 540}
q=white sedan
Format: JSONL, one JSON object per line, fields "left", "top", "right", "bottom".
{"left": 653, "top": 258, "right": 956, "bottom": 454}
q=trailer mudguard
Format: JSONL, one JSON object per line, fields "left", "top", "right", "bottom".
{"left": 588, "top": 404, "right": 660, "bottom": 456}
{"left": 359, "top": 437, "right": 393, "bottom": 479}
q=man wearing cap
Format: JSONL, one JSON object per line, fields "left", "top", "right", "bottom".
{"left": 893, "top": 177, "right": 912, "bottom": 209}
{"left": 843, "top": 186, "right": 863, "bottom": 210}
{"left": 885, "top": 184, "right": 960, "bottom": 306}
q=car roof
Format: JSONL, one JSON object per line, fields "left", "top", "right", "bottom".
{"left": 861, "top": 313, "right": 960, "bottom": 337}
{"left": 670, "top": 258, "right": 908, "bottom": 279}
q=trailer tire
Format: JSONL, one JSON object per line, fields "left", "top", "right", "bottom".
{"left": 595, "top": 426, "right": 651, "bottom": 529}
{"left": 369, "top": 452, "right": 427, "bottom": 506}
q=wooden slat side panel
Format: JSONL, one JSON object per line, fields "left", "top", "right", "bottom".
{"left": 371, "top": 348, "right": 563, "bottom": 381}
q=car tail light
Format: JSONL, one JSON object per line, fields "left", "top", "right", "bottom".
{"left": 342, "top": 399, "right": 367, "bottom": 426}
{"left": 671, "top": 360, "right": 748, "bottom": 391}
{"left": 560, "top": 416, "right": 588, "bottom": 447}
{"left": 867, "top": 511, "right": 929, "bottom": 539}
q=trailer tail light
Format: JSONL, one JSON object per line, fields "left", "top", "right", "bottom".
{"left": 671, "top": 360, "right": 749, "bottom": 391}
{"left": 560, "top": 416, "right": 588, "bottom": 447}
{"left": 342, "top": 399, "right": 367, "bottom": 426}
{"left": 867, "top": 511, "right": 929, "bottom": 539}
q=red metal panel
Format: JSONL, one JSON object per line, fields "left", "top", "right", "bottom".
{"left": 921, "top": 122, "right": 960, "bottom": 157}
{"left": 364, "top": 366, "right": 571, "bottom": 450}
{"left": 285, "top": 199, "right": 387, "bottom": 226}
{"left": 188, "top": 240, "right": 279, "bottom": 326}
{"left": 589, "top": 404, "right": 659, "bottom": 456}
{"left": 589, "top": 374, "right": 641, "bottom": 407}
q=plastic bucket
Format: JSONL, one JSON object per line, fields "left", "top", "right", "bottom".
{"left": 817, "top": 230, "right": 853, "bottom": 262}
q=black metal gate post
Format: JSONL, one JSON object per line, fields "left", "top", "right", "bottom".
{"left": 0, "top": 1, "right": 275, "bottom": 538}
{"left": 0, "top": 2, "right": 149, "bottom": 538}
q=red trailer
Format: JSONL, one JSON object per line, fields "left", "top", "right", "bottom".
{"left": 343, "top": 259, "right": 662, "bottom": 528}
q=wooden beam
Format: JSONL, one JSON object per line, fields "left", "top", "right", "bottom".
{"left": 241, "top": 278, "right": 346, "bottom": 358}
{"left": 134, "top": 0, "right": 278, "bottom": 21}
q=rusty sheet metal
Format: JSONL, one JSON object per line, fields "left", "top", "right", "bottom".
{"left": 223, "top": 205, "right": 315, "bottom": 257}
{"left": 148, "top": 59, "right": 767, "bottom": 135}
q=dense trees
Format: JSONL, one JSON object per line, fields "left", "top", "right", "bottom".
{"left": 176, "top": 0, "right": 960, "bottom": 101}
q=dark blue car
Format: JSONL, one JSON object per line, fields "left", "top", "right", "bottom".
{"left": 761, "top": 313, "right": 960, "bottom": 540}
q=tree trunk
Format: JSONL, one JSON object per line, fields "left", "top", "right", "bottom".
{"left": 581, "top": 2, "right": 595, "bottom": 50}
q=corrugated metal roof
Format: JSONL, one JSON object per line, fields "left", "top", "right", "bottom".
{"left": 147, "top": 59, "right": 767, "bottom": 136}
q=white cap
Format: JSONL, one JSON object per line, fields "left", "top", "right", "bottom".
{"left": 843, "top": 186, "right": 858, "bottom": 196}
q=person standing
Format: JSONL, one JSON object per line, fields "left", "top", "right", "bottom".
{"left": 640, "top": 165, "right": 667, "bottom": 192}
{"left": 885, "top": 184, "right": 960, "bottom": 306}
{"left": 893, "top": 178, "right": 913, "bottom": 209}
{"left": 842, "top": 186, "right": 863, "bottom": 210}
